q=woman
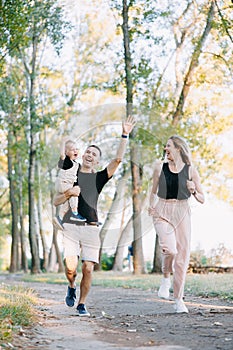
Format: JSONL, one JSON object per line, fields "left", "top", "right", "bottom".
{"left": 149, "top": 135, "right": 204, "bottom": 313}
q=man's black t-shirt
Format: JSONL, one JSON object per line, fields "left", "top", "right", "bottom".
{"left": 63, "top": 168, "right": 110, "bottom": 224}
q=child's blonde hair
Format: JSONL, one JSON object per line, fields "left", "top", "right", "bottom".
{"left": 65, "top": 140, "right": 76, "bottom": 153}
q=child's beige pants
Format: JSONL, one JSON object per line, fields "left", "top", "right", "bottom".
{"left": 153, "top": 198, "right": 191, "bottom": 300}
{"left": 55, "top": 163, "right": 79, "bottom": 217}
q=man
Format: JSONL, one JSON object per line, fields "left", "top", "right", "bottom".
{"left": 53, "top": 115, "right": 136, "bottom": 316}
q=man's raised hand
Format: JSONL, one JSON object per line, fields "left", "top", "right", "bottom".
{"left": 122, "top": 115, "right": 136, "bottom": 135}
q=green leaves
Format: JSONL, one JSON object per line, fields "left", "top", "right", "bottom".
{"left": 0, "top": 0, "right": 71, "bottom": 62}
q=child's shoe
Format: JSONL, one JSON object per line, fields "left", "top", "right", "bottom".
{"left": 70, "top": 212, "right": 87, "bottom": 222}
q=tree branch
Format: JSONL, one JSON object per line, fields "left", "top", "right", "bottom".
{"left": 214, "top": 0, "right": 233, "bottom": 44}
{"left": 172, "top": 0, "right": 216, "bottom": 125}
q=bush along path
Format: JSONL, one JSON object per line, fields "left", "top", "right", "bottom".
{"left": 1, "top": 275, "right": 233, "bottom": 350}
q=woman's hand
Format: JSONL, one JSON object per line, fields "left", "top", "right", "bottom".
{"left": 148, "top": 206, "right": 157, "bottom": 216}
{"left": 186, "top": 180, "right": 196, "bottom": 194}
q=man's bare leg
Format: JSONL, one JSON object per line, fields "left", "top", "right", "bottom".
{"left": 64, "top": 256, "right": 78, "bottom": 307}
{"left": 78, "top": 261, "right": 94, "bottom": 305}
{"left": 64, "top": 255, "right": 78, "bottom": 287}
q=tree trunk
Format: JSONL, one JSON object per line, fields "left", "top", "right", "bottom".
{"left": 8, "top": 131, "right": 19, "bottom": 273}
{"left": 130, "top": 142, "right": 145, "bottom": 274}
{"left": 37, "top": 159, "right": 49, "bottom": 272}
{"left": 113, "top": 189, "right": 149, "bottom": 272}
{"left": 96, "top": 170, "right": 129, "bottom": 271}
{"left": 19, "top": 214, "right": 28, "bottom": 272}
{"left": 48, "top": 168, "right": 64, "bottom": 273}
{"left": 172, "top": 1, "right": 192, "bottom": 95}
{"left": 17, "top": 150, "right": 28, "bottom": 272}
{"left": 151, "top": 233, "right": 161, "bottom": 273}
{"left": 28, "top": 131, "right": 40, "bottom": 273}
{"left": 173, "top": 1, "right": 215, "bottom": 125}
{"left": 152, "top": 51, "right": 175, "bottom": 106}
{"left": 122, "top": 0, "right": 145, "bottom": 274}
{"left": 112, "top": 216, "right": 133, "bottom": 272}
{"left": 26, "top": 33, "right": 40, "bottom": 274}
{"left": 48, "top": 244, "right": 58, "bottom": 272}
{"left": 53, "top": 228, "right": 64, "bottom": 273}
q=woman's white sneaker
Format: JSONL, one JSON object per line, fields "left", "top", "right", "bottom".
{"left": 174, "top": 299, "right": 189, "bottom": 313}
{"left": 158, "top": 277, "right": 171, "bottom": 299}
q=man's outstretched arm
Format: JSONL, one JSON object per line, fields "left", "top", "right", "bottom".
{"left": 107, "top": 115, "right": 136, "bottom": 178}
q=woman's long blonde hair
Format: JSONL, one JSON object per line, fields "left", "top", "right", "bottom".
{"left": 169, "top": 135, "right": 192, "bottom": 165}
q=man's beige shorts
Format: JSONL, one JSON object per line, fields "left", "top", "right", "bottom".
{"left": 62, "top": 223, "right": 101, "bottom": 264}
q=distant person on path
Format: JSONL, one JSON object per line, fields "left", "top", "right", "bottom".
{"left": 127, "top": 244, "right": 133, "bottom": 272}
{"left": 54, "top": 116, "right": 136, "bottom": 316}
{"left": 53, "top": 138, "right": 86, "bottom": 231}
{"left": 149, "top": 135, "right": 204, "bottom": 313}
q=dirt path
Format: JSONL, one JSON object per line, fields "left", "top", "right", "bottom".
{"left": 2, "top": 275, "right": 233, "bottom": 350}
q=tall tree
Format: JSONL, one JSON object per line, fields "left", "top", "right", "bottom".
{"left": 0, "top": 69, "right": 29, "bottom": 272}
{"left": 122, "top": 0, "right": 145, "bottom": 274}
{"left": 7, "top": 130, "right": 19, "bottom": 272}
{"left": 0, "top": 0, "right": 70, "bottom": 273}
{"left": 98, "top": 170, "right": 129, "bottom": 271}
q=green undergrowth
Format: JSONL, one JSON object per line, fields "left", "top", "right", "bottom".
{"left": 0, "top": 284, "right": 37, "bottom": 344}
{"left": 21, "top": 271, "right": 233, "bottom": 300}
{"left": 185, "top": 273, "right": 233, "bottom": 300}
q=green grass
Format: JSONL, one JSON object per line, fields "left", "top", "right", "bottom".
{"left": 21, "top": 271, "right": 233, "bottom": 300}
{"left": 185, "top": 273, "right": 233, "bottom": 300}
{"left": 0, "top": 284, "right": 37, "bottom": 343}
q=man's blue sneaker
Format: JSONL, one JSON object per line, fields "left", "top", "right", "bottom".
{"left": 65, "top": 286, "right": 76, "bottom": 307}
{"left": 70, "top": 212, "right": 87, "bottom": 222}
{"left": 77, "top": 303, "right": 90, "bottom": 316}
{"left": 53, "top": 215, "right": 64, "bottom": 230}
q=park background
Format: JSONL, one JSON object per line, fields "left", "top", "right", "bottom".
{"left": 0, "top": 0, "right": 233, "bottom": 274}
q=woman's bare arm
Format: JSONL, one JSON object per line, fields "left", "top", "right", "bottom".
{"left": 148, "top": 161, "right": 162, "bottom": 215}
{"left": 187, "top": 166, "right": 205, "bottom": 204}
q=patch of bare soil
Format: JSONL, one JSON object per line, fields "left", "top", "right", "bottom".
{"left": 1, "top": 274, "right": 233, "bottom": 350}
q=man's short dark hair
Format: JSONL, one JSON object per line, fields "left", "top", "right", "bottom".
{"left": 87, "top": 145, "right": 102, "bottom": 157}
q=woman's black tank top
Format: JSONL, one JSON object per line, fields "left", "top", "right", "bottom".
{"left": 157, "top": 162, "right": 191, "bottom": 200}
